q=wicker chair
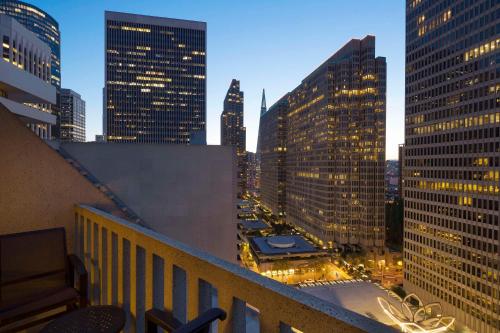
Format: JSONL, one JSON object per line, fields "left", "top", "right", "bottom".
{"left": 0, "top": 227, "right": 88, "bottom": 332}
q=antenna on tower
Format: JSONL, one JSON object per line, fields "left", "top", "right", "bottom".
{"left": 260, "top": 89, "right": 267, "bottom": 115}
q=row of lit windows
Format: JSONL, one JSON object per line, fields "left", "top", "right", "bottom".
{"left": 464, "top": 38, "right": 500, "bottom": 62}
{"left": 411, "top": 110, "right": 500, "bottom": 136}
{"left": 333, "top": 87, "right": 377, "bottom": 97}
{"left": 404, "top": 192, "right": 500, "bottom": 225}
{"left": 408, "top": 169, "right": 499, "bottom": 182}
{"left": 417, "top": 9, "right": 452, "bottom": 37}
{"left": 2, "top": 35, "right": 50, "bottom": 82}
{"left": 416, "top": 179, "right": 499, "bottom": 195}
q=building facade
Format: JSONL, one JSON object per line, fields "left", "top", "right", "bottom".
{"left": 60, "top": 88, "right": 85, "bottom": 142}
{"left": 0, "top": 0, "right": 61, "bottom": 138}
{"left": 104, "top": 11, "right": 206, "bottom": 144}
{"left": 404, "top": 1, "right": 500, "bottom": 332}
{"left": 220, "top": 79, "right": 246, "bottom": 196}
{"left": 0, "top": 14, "right": 56, "bottom": 138}
{"left": 246, "top": 151, "right": 258, "bottom": 195}
{"left": 0, "top": 0, "right": 60, "bottom": 88}
{"left": 258, "top": 94, "right": 288, "bottom": 217}
{"left": 398, "top": 143, "right": 405, "bottom": 199}
{"left": 286, "top": 36, "right": 386, "bottom": 251}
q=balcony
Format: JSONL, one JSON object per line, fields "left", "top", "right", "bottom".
{"left": 70, "top": 204, "right": 394, "bottom": 333}
{"left": 0, "top": 110, "right": 395, "bottom": 332}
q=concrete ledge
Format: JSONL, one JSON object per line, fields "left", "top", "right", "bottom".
{"left": 0, "top": 60, "right": 56, "bottom": 104}
{"left": 78, "top": 204, "right": 397, "bottom": 333}
{"left": 0, "top": 97, "right": 56, "bottom": 124}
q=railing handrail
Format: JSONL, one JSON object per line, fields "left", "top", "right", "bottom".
{"left": 76, "top": 204, "right": 397, "bottom": 333}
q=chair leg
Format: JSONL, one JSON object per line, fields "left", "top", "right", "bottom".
{"left": 146, "top": 319, "right": 157, "bottom": 333}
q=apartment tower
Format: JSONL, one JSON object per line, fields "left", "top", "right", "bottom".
{"left": 404, "top": 0, "right": 500, "bottom": 332}
{"left": 104, "top": 11, "right": 206, "bottom": 143}
{"left": 286, "top": 36, "right": 386, "bottom": 251}
{"left": 220, "top": 79, "right": 246, "bottom": 196}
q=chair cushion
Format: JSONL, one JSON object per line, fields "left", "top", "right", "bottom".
{"left": 0, "top": 287, "right": 79, "bottom": 324}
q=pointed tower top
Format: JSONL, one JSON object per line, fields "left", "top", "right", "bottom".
{"left": 260, "top": 89, "right": 267, "bottom": 115}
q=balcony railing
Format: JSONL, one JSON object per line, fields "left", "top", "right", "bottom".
{"left": 74, "top": 204, "right": 395, "bottom": 333}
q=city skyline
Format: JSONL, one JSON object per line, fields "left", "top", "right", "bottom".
{"left": 1, "top": 1, "right": 499, "bottom": 332}
{"left": 26, "top": 0, "right": 405, "bottom": 159}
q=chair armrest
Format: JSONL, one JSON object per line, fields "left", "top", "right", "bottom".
{"left": 145, "top": 308, "right": 226, "bottom": 333}
{"left": 67, "top": 254, "right": 88, "bottom": 307}
{"left": 173, "top": 308, "right": 226, "bottom": 333}
{"left": 146, "top": 308, "right": 183, "bottom": 333}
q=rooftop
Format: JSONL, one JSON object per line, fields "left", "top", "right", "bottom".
{"left": 250, "top": 235, "right": 317, "bottom": 255}
{"left": 239, "top": 219, "right": 271, "bottom": 231}
{"left": 105, "top": 10, "right": 206, "bottom": 30}
{"left": 299, "top": 280, "right": 401, "bottom": 327}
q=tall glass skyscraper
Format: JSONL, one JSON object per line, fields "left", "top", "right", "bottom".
{"left": 0, "top": 0, "right": 60, "bottom": 87}
{"left": 404, "top": 1, "right": 499, "bottom": 332}
{"left": 104, "top": 11, "right": 206, "bottom": 144}
{"left": 0, "top": 0, "right": 62, "bottom": 138}
{"left": 220, "top": 79, "right": 246, "bottom": 195}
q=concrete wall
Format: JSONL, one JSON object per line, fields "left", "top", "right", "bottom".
{"left": 0, "top": 107, "right": 123, "bottom": 249}
{"left": 61, "top": 142, "right": 238, "bottom": 263}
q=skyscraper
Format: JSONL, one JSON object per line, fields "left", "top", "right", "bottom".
{"left": 286, "top": 36, "right": 386, "bottom": 250}
{"left": 0, "top": 0, "right": 61, "bottom": 138}
{"left": 104, "top": 11, "right": 206, "bottom": 144}
{"left": 0, "top": 0, "right": 60, "bottom": 87}
{"left": 220, "top": 79, "right": 246, "bottom": 196}
{"left": 246, "top": 151, "right": 258, "bottom": 195}
{"left": 404, "top": 1, "right": 499, "bottom": 332}
{"left": 0, "top": 13, "right": 56, "bottom": 139}
{"left": 398, "top": 143, "right": 404, "bottom": 199}
{"left": 60, "top": 89, "right": 85, "bottom": 142}
{"left": 257, "top": 94, "right": 288, "bottom": 217}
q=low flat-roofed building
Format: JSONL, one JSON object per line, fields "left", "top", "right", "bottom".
{"left": 249, "top": 235, "right": 323, "bottom": 261}
{"left": 237, "top": 219, "right": 273, "bottom": 244}
{"left": 239, "top": 220, "right": 271, "bottom": 232}
{"left": 0, "top": 14, "right": 56, "bottom": 138}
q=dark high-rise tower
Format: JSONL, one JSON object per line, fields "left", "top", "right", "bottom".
{"left": 220, "top": 79, "right": 246, "bottom": 196}
{"left": 286, "top": 36, "right": 386, "bottom": 250}
{"left": 404, "top": 1, "right": 500, "bottom": 332}
{"left": 258, "top": 94, "right": 288, "bottom": 217}
{"left": 60, "top": 89, "right": 85, "bottom": 142}
{"left": 104, "top": 11, "right": 206, "bottom": 143}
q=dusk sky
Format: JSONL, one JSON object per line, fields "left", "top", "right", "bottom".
{"left": 31, "top": 0, "right": 405, "bottom": 159}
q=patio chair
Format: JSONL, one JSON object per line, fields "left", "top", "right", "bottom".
{"left": 146, "top": 307, "right": 226, "bottom": 333}
{"left": 0, "top": 227, "right": 88, "bottom": 332}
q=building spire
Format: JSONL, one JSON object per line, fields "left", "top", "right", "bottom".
{"left": 260, "top": 89, "right": 267, "bottom": 115}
